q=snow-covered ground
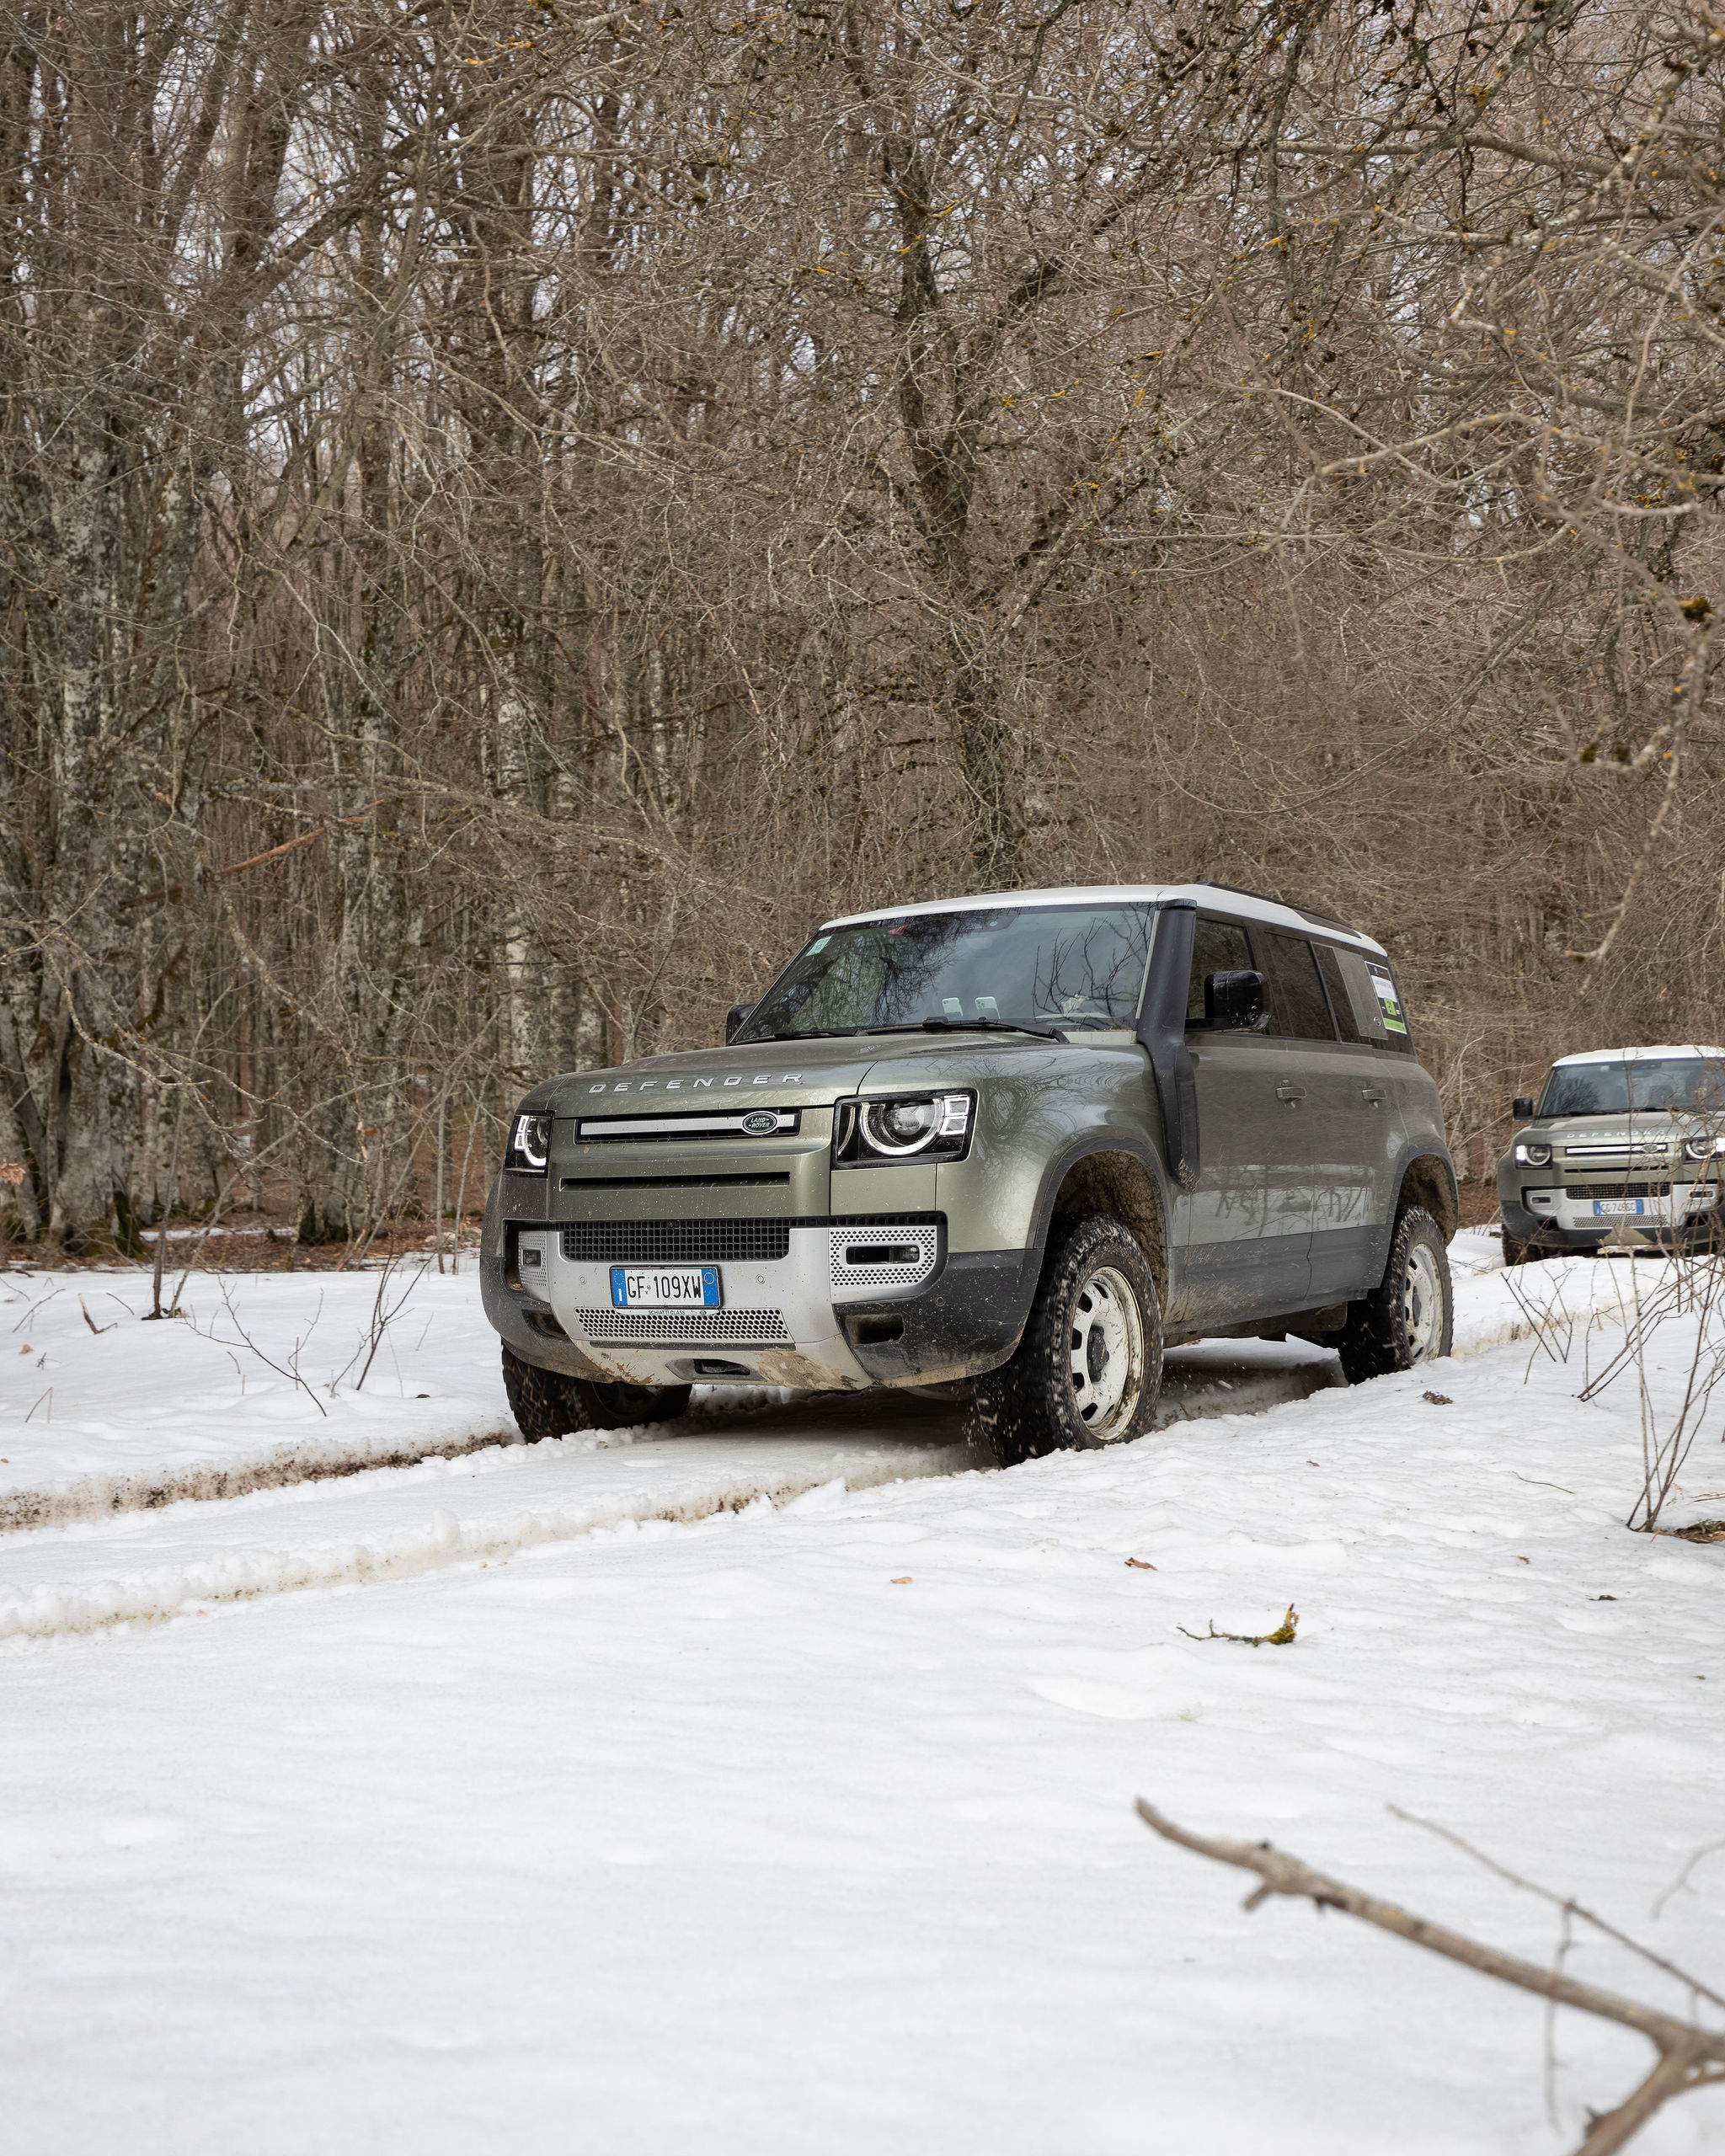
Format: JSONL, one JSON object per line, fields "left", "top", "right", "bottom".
{"left": 0, "top": 1229, "right": 1564, "bottom": 1531}
{"left": 5, "top": 1233, "right": 1723, "bottom": 2153}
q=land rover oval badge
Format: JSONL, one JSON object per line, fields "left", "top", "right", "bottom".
{"left": 741, "top": 1111, "right": 777, "bottom": 1135}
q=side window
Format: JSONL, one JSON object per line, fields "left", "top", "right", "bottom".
{"left": 1186, "top": 917, "right": 1253, "bottom": 1025}
{"left": 1259, "top": 934, "right": 1336, "bottom": 1041}
{"left": 1315, "top": 945, "right": 1369, "bottom": 1044}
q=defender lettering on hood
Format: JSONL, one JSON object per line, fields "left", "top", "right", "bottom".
{"left": 584, "top": 1073, "right": 808, "bottom": 1092}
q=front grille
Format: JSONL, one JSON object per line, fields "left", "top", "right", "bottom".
{"left": 1562, "top": 1182, "right": 1670, "bottom": 1200}
{"left": 1560, "top": 1148, "right": 1669, "bottom": 1166}
{"left": 561, "top": 1219, "right": 791, "bottom": 1264}
{"left": 575, "top": 1109, "right": 800, "bottom": 1141}
{"left": 574, "top": 1307, "right": 793, "bottom": 1344}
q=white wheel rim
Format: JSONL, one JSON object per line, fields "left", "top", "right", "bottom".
{"left": 1403, "top": 1243, "right": 1444, "bottom": 1360}
{"left": 1068, "top": 1265, "right": 1145, "bottom": 1438}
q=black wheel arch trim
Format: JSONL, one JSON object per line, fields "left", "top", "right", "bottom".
{"left": 1391, "top": 1143, "right": 1461, "bottom": 1241}
{"left": 1019, "top": 1130, "right": 1179, "bottom": 1311}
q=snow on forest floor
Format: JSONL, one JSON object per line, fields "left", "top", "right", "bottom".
{"left": 5, "top": 1230, "right": 1725, "bottom": 2154}
{"left": 0, "top": 1231, "right": 1651, "bottom": 1643}
{"left": 0, "top": 1229, "right": 1571, "bottom": 1531}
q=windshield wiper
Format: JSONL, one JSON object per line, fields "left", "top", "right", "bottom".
{"left": 749, "top": 1017, "right": 1071, "bottom": 1045}
{"left": 747, "top": 1026, "right": 866, "bottom": 1043}
{"left": 907, "top": 1017, "right": 1067, "bottom": 1043}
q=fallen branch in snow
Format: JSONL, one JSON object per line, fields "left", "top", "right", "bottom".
{"left": 1135, "top": 1801, "right": 1725, "bottom": 2156}
{"left": 1177, "top": 1605, "right": 1297, "bottom": 1646}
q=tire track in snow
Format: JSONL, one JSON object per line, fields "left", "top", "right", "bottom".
{"left": 0, "top": 1251, "right": 1645, "bottom": 1647}
{"left": 0, "top": 1385, "right": 791, "bottom": 1537}
{"left": 0, "top": 1435, "right": 977, "bottom": 1645}
{"left": 0, "top": 1427, "right": 522, "bottom": 1537}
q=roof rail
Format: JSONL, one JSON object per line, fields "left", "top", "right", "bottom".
{"left": 1191, "top": 881, "right": 1357, "bottom": 937}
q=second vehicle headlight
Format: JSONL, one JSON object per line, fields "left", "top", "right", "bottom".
{"left": 836, "top": 1091, "right": 974, "bottom": 1165}
{"left": 1683, "top": 1134, "right": 1725, "bottom": 1162}
{"left": 1514, "top": 1139, "right": 1552, "bottom": 1167}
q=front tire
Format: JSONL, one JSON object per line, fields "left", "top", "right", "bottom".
{"left": 501, "top": 1348, "right": 692, "bottom": 1438}
{"left": 1338, "top": 1206, "right": 1454, "bottom": 1384}
{"left": 970, "top": 1214, "right": 1162, "bottom": 1466}
{"left": 1500, "top": 1226, "right": 1533, "bottom": 1267}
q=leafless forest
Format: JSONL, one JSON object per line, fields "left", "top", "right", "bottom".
{"left": 3, "top": 0, "right": 1723, "bottom": 1247}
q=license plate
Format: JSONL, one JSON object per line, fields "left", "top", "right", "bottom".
{"left": 1592, "top": 1199, "right": 1645, "bottom": 1218}
{"left": 609, "top": 1265, "right": 721, "bottom": 1309}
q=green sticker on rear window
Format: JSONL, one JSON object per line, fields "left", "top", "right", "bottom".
{"left": 1368, "top": 964, "right": 1407, "bottom": 1034}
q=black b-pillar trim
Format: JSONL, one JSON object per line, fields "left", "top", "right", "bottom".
{"left": 1137, "top": 899, "right": 1200, "bottom": 1189}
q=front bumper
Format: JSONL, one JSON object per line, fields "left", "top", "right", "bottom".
{"left": 488, "top": 1213, "right": 1031, "bottom": 1391}
{"left": 1500, "top": 1177, "right": 1719, "bottom": 1250}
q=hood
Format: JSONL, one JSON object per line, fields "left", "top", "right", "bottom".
{"left": 521, "top": 1029, "right": 1086, "bottom": 1118}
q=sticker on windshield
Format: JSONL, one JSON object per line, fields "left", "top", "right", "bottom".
{"left": 1367, "top": 963, "right": 1408, "bottom": 1034}
{"left": 804, "top": 936, "right": 830, "bottom": 955}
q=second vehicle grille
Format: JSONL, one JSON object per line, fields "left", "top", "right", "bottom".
{"left": 1562, "top": 1182, "right": 1671, "bottom": 1200}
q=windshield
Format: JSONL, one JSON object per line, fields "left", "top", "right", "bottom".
{"left": 1537, "top": 1057, "right": 1725, "bottom": 1118}
{"left": 738, "top": 904, "right": 1156, "bottom": 1042}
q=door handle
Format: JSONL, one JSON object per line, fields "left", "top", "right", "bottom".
{"left": 1275, "top": 1083, "right": 1306, "bottom": 1106}
{"left": 1360, "top": 1086, "right": 1386, "bottom": 1106}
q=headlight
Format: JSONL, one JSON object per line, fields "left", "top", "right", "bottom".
{"left": 835, "top": 1091, "right": 974, "bottom": 1166}
{"left": 1683, "top": 1135, "right": 1725, "bottom": 1162}
{"left": 1514, "top": 1140, "right": 1552, "bottom": 1167}
{"left": 505, "top": 1113, "right": 552, "bottom": 1172}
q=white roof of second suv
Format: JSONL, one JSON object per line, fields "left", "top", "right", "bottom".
{"left": 1552, "top": 1044, "right": 1725, "bottom": 1065}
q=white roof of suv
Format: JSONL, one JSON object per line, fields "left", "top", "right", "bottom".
{"left": 822, "top": 883, "right": 1388, "bottom": 955}
{"left": 1553, "top": 1045, "right": 1725, "bottom": 1065}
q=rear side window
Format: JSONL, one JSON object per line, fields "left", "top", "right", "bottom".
{"left": 1260, "top": 933, "right": 1335, "bottom": 1041}
{"left": 1330, "top": 947, "right": 1415, "bottom": 1054}
{"left": 1315, "top": 945, "right": 1369, "bottom": 1043}
{"left": 1186, "top": 918, "right": 1253, "bottom": 1024}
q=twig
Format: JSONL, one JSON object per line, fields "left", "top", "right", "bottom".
{"left": 147, "top": 1094, "right": 187, "bottom": 1321}
{"left": 329, "top": 1253, "right": 424, "bottom": 1392}
{"left": 1654, "top": 1838, "right": 1725, "bottom": 1924}
{"left": 184, "top": 1281, "right": 328, "bottom": 1416}
{"left": 1136, "top": 1801, "right": 1725, "bottom": 2156}
{"left": 1177, "top": 1605, "right": 1298, "bottom": 1646}
{"left": 1386, "top": 1805, "right": 1725, "bottom": 2017}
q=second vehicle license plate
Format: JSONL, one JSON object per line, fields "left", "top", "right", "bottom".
{"left": 1592, "top": 1199, "right": 1645, "bottom": 1218}
{"left": 610, "top": 1265, "right": 721, "bottom": 1309}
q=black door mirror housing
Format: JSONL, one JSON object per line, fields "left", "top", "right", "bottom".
{"left": 1512, "top": 1096, "right": 1535, "bottom": 1121}
{"left": 725, "top": 1001, "right": 756, "bottom": 1045}
{"left": 1204, "top": 969, "right": 1265, "bottom": 1032}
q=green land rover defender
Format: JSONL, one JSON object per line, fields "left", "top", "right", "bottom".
{"left": 482, "top": 885, "right": 1459, "bottom": 1463}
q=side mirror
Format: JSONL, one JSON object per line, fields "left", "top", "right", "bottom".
{"left": 725, "top": 1001, "right": 756, "bottom": 1046}
{"left": 1204, "top": 969, "right": 1264, "bottom": 1032}
{"left": 1512, "top": 1096, "right": 1535, "bottom": 1122}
